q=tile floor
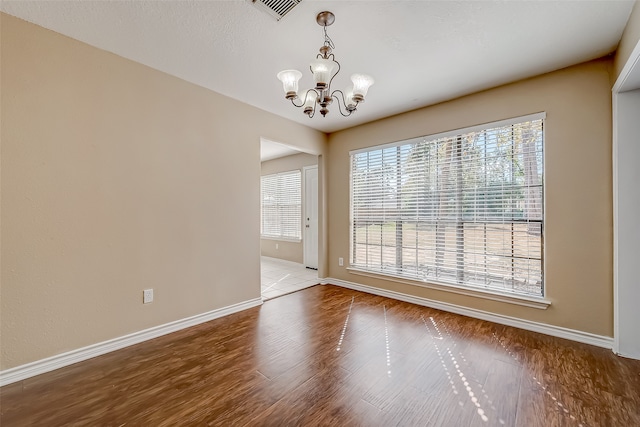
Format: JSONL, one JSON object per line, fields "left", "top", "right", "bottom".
{"left": 261, "top": 256, "right": 319, "bottom": 300}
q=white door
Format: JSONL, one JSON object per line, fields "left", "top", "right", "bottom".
{"left": 304, "top": 166, "right": 318, "bottom": 269}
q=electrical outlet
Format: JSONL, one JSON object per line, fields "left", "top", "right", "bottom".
{"left": 276, "top": 243, "right": 279, "bottom": 250}
{"left": 143, "top": 289, "right": 153, "bottom": 304}
{"left": 339, "top": 257, "right": 344, "bottom": 267}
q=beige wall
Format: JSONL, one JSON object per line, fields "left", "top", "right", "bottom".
{"left": 260, "top": 152, "right": 318, "bottom": 263}
{"left": 0, "top": 14, "right": 326, "bottom": 370}
{"left": 615, "top": 0, "right": 640, "bottom": 81}
{"left": 327, "top": 58, "right": 613, "bottom": 337}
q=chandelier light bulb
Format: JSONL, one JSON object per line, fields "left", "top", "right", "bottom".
{"left": 303, "top": 91, "right": 318, "bottom": 115}
{"left": 310, "top": 58, "right": 338, "bottom": 90}
{"left": 344, "top": 86, "right": 357, "bottom": 111}
{"left": 351, "top": 74, "right": 375, "bottom": 102}
{"left": 277, "top": 69, "right": 303, "bottom": 99}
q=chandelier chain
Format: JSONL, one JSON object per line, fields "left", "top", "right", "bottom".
{"left": 323, "top": 26, "right": 335, "bottom": 51}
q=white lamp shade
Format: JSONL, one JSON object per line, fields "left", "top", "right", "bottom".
{"left": 277, "top": 70, "right": 303, "bottom": 97}
{"left": 351, "top": 74, "right": 374, "bottom": 100}
{"left": 344, "top": 86, "right": 356, "bottom": 109}
{"left": 303, "top": 91, "right": 318, "bottom": 110}
{"left": 310, "top": 58, "right": 338, "bottom": 89}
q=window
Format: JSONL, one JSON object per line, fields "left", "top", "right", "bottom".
{"left": 350, "top": 113, "right": 544, "bottom": 298}
{"left": 261, "top": 170, "right": 302, "bottom": 240}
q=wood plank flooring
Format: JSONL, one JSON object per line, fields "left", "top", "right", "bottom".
{"left": 1, "top": 285, "right": 639, "bottom": 426}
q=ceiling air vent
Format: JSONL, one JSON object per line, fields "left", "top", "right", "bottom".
{"left": 250, "top": 0, "right": 302, "bottom": 21}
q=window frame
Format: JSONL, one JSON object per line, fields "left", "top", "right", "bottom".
{"left": 348, "top": 113, "right": 549, "bottom": 308}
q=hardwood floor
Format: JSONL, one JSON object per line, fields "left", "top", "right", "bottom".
{"left": 2, "top": 285, "right": 639, "bottom": 426}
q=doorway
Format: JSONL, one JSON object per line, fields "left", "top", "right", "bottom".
{"left": 613, "top": 40, "right": 640, "bottom": 359}
{"left": 260, "top": 139, "right": 320, "bottom": 300}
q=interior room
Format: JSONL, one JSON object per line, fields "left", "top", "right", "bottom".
{"left": 1, "top": 1, "right": 640, "bottom": 425}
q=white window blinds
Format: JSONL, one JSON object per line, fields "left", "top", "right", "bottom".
{"left": 350, "top": 114, "right": 544, "bottom": 297}
{"left": 261, "top": 170, "right": 302, "bottom": 240}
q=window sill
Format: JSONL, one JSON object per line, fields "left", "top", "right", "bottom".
{"left": 260, "top": 236, "right": 302, "bottom": 243}
{"left": 346, "top": 267, "right": 550, "bottom": 310}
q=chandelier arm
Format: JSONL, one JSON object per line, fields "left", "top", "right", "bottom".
{"left": 290, "top": 97, "right": 305, "bottom": 108}
{"left": 331, "top": 90, "right": 354, "bottom": 117}
{"left": 289, "top": 89, "right": 319, "bottom": 108}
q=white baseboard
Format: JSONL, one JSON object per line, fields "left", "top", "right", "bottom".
{"left": 322, "top": 277, "right": 613, "bottom": 350}
{"left": 0, "top": 298, "right": 263, "bottom": 387}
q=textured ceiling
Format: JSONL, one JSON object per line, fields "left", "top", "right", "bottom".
{"left": 1, "top": 1, "right": 635, "bottom": 133}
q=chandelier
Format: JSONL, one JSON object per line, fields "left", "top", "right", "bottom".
{"left": 277, "top": 11, "right": 374, "bottom": 118}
